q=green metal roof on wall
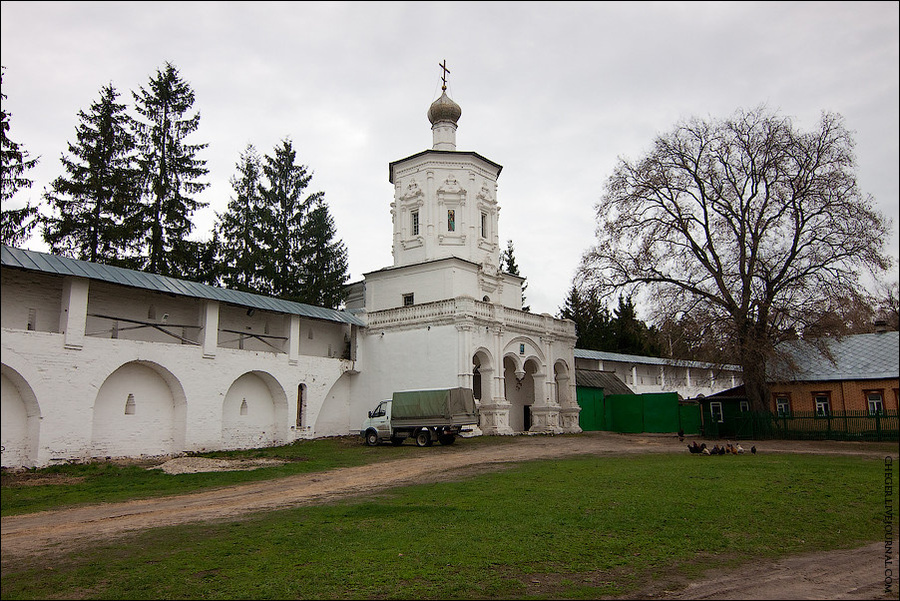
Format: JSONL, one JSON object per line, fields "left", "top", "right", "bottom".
{"left": 575, "top": 347, "right": 740, "bottom": 371}
{"left": 2, "top": 245, "right": 365, "bottom": 327}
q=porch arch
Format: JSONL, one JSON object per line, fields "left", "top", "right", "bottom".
{"left": 504, "top": 356, "right": 539, "bottom": 432}
{"left": 472, "top": 348, "right": 494, "bottom": 402}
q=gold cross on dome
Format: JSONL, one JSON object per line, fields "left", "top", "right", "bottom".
{"left": 439, "top": 60, "right": 450, "bottom": 90}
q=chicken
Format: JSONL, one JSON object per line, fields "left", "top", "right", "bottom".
{"left": 751, "top": 445, "right": 757, "bottom": 454}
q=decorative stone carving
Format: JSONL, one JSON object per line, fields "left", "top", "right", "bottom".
{"left": 476, "top": 181, "right": 495, "bottom": 204}
{"left": 400, "top": 178, "right": 423, "bottom": 201}
{"left": 438, "top": 173, "right": 465, "bottom": 196}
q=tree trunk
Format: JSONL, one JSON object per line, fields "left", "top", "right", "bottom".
{"left": 739, "top": 328, "right": 771, "bottom": 412}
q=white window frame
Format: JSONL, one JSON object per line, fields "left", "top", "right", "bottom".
{"left": 776, "top": 396, "right": 790, "bottom": 416}
{"left": 411, "top": 210, "right": 419, "bottom": 236}
{"left": 710, "top": 401, "right": 724, "bottom": 423}
{"left": 814, "top": 394, "right": 830, "bottom": 417}
{"left": 867, "top": 392, "right": 884, "bottom": 415}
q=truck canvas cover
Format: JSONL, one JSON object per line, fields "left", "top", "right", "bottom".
{"left": 391, "top": 388, "right": 477, "bottom": 422}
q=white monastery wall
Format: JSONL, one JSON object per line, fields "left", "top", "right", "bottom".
{"left": 353, "top": 323, "right": 461, "bottom": 414}
{"left": 1, "top": 269, "right": 64, "bottom": 332}
{"left": 1, "top": 268, "right": 359, "bottom": 468}
{"left": 574, "top": 353, "right": 742, "bottom": 399}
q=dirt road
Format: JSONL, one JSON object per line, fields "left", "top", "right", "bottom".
{"left": 2, "top": 432, "right": 896, "bottom": 599}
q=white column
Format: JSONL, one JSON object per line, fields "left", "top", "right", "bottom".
{"left": 59, "top": 277, "right": 89, "bottom": 350}
{"left": 200, "top": 300, "right": 219, "bottom": 358}
{"left": 289, "top": 315, "right": 301, "bottom": 365}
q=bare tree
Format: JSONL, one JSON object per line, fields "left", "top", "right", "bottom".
{"left": 578, "top": 106, "right": 893, "bottom": 411}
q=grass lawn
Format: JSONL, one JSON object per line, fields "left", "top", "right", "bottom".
{"left": 1, "top": 443, "right": 895, "bottom": 600}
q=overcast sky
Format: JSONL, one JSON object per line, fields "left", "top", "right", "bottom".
{"left": 2, "top": 1, "right": 897, "bottom": 317}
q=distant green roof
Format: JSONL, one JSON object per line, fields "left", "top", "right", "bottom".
{"left": 2, "top": 245, "right": 365, "bottom": 327}
{"left": 575, "top": 369, "right": 634, "bottom": 394}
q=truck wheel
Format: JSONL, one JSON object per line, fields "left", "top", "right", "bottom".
{"left": 415, "top": 429, "right": 432, "bottom": 447}
{"left": 438, "top": 434, "right": 456, "bottom": 445}
{"left": 365, "top": 429, "right": 379, "bottom": 447}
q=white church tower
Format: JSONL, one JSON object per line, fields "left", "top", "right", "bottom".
{"left": 349, "top": 63, "right": 580, "bottom": 435}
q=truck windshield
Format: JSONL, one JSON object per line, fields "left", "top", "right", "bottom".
{"left": 372, "top": 402, "right": 386, "bottom": 417}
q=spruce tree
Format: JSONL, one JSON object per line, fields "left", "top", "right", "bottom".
{"left": 1, "top": 67, "right": 40, "bottom": 247}
{"left": 258, "top": 138, "right": 322, "bottom": 301}
{"left": 611, "top": 295, "right": 664, "bottom": 356}
{"left": 42, "top": 83, "right": 141, "bottom": 264}
{"left": 217, "top": 144, "right": 265, "bottom": 292}
{"left": 500, "top": 239, "right": 529, "bottom": 311}
{"left": 559, "top": 284, "right": 613, "bottom": 351}
{"left": 300, "top": 198, "right": 349, "bottom": 309}
{"left": 132, "top": 62, "right": 208, "bottom": 276}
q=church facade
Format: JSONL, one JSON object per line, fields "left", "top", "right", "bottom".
{"left": 1, "top": 80, "right": 580, "bottom": 469}
{"left": 346, "top": 82, "right": 580, "bottom": 436}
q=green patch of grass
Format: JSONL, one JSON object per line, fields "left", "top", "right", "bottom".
{"left": 2, "top": 452, "right": 894, "bottom": 600}
{"left": 0, "top": 434, "right": 517, "bottom": 516}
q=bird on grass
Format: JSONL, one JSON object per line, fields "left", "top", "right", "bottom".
{"left": 751, "top": 446, "right": 757, "bottom": 454}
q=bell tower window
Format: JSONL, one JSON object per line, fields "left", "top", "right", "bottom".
{"left": 411, "top": 210, "right": 419, "bottom": 236}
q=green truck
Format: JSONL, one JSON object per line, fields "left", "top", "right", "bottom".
{"left": 361, "top": 387, "right": 479, "bottom": 447}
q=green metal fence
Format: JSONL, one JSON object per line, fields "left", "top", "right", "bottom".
{"left": 712, "top": 410, "right": 899, "bottom": 442}
{"left": 577, "top": 389, "right": 701, "bottom": 435}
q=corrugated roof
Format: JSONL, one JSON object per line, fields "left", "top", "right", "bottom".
{"left": 575, "top": 347, "right": 739, "bottom": 371}
{"left": 769, "top": 332, "right": 899, "bottom": 382}
{"left": 2, "top": 245, "right": 365, "bottom": 327}
{"left": 575, "top": 369, "right": 634, "bottom": 394}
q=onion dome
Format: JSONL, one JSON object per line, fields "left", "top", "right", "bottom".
{"left": 427, "top": 90, "right": 462, "bottom": 125}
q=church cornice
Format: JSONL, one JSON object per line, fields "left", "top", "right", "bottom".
{"left": 389, "top": 149, "right": 502, "bottom": 184}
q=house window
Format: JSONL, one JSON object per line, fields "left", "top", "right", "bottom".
{"left": 776, "top": 395, "right": 791, "bottom": 416}
{"left": 740, "top": 400, "right": 750, "bottom": 412}
{"left": 710, "top": 401, "right": 724, "bottom": 423}
{"left": 481, "top": 212, "right": 488, "bottom": 238}
{"left": 867, "top": 392, "right": 884, "bottom": 415}
{"left": 447, "top": 209, "right": 455, "bottom": 232}
{"left": 814, "top": 394, "right": 830, "bottom": 417}
{"left": 403, "top": 293, "right": 414, "bottom": 307}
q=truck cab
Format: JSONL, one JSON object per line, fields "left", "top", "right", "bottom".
{"left": 362, "top": 400, "right": 393, "bottom": 444}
